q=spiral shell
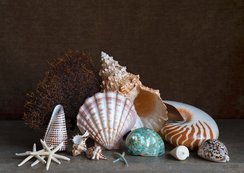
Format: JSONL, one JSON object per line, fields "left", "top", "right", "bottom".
{"left": 161, "top": 101, "right": 219, "bottom": 150}
{"left": 77, "top": 92, "right": 138, "bottom": 150}
{"left": 99, "top": 52, "right": 167, "bottom": 132}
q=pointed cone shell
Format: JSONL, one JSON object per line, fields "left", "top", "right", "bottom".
{"left": 99, "top": 52, "right": 168, "bottom": 132}
{"left": 170, "top": 146, "right": 189, "bottom": 160}
{"left": 44, "top": 105, "right": 68, "bottom": 151}
{"left": 77, "top": 92, "right": 138, "bottom": 150}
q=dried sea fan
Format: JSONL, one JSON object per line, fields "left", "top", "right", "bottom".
{"left": 23, "top": 50, "right": 101, "bottom": 129}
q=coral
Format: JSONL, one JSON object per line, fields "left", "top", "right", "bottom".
{"left": 23, "top": 50, "right": 101, "bottom": 129}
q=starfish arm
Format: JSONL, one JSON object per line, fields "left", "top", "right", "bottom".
{"left": 46, "top": 154, "right": 52, "bottom": 171}
{"left": 53, "top": 154, "right": 70, "bottom": 161}
{"left": 53, "top": 142, "right": 63, "bottom": 153}
{"left": 16, "top": 151, "right": 31, "bottom": 156}
{"left": 51, "top": 157, "right": 61, "bottom": 164}
{"left": 18, "top": 155, "right": 33, "bottom": 167}
{"left": 40, "top": 139, "right": 51, "bottom": 152}
{"left": 33, "top": 143, "right": 36, "bottom": 152}
{"left": 35, "top": 154, "right": 46, "bottom": 164}
{"left": 31, "top": 156, "right": 46, "bottom": 167}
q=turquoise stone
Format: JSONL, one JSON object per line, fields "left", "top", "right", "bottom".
{"left": 125, "top": 128, "right": 165, "bottom": 156}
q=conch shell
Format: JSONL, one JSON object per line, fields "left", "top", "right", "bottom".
{"left": 99, "top": 52, "right": 167, "bottom": 132}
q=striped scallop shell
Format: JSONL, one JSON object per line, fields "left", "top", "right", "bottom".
{"left": 161, "top": 101, "right": 219, "bottom": 150}
{"left": 77, "top": 92, "right": 137, "bottom": 150}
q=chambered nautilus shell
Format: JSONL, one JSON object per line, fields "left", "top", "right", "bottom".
{"left": 99, "top": 52, "right": 167, "bottom": 132}
{"left": 77, "top": 92, "right": 138, "bottom": 150}
{"left": 161, "top": 101, "right": 219, "bottom": 150}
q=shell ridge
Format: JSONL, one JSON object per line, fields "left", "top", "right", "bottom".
{"left": 94, "top": 93, "right": 108, "bottom": 147}
{"left": 113, "top": 96, "right": 127, "bottom": 147}
{"left": 111, "top": 92, "right": 119, "bottom": 146}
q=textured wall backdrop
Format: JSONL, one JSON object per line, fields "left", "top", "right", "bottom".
{"left": 0, "top": 0, "right": 243, "bottom": 119}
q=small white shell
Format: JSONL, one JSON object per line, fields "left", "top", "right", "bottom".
{"left": 198, "top": 139, "right": 230, "bottom": 163}
{"left": 170, "top": 145, "right": 189, "bottom": 161}
{"left": 44, "top": 105, "right": 68, "bottom": 151}
{"left": 77, "top": 92, "right": 138, "bottom": 150}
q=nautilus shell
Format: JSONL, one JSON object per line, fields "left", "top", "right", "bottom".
{"left": 99, "top": 52, "right": 167, "bottom": 132}
{"left": 77, "top": 92, "right": 138, "bottom": 150}
{"left": 161, "top": 101, "right": 219, "bottom": 150}
{"left": 44, "top": 105, "right": 68, "bottom": 151}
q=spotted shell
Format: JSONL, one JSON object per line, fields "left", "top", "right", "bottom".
{"left": 77, "top": 92, "right": 138, "bottom": 150}
{"left": 160, "top": 101, "right": 219, "bottom": 150}
{"left": 197, "top": 139, "right": 230, "bottom": 162}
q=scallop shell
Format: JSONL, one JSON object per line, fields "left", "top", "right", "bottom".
{"left": 44, "top": 104, "right": 68, "bottom": 151}
{"left": 198, "top": 139, "right": 230, "bottom": 162}
{"left": 77, "top": 92, "right": 138, "bottom": 150}
{"left": 160, "top": 101, "right": 219, "bottom": 150}
{"left": 99, "top": 52, "right": 167, "bottom": 132}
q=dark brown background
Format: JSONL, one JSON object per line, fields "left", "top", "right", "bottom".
{"left": 0, "top": 0, "right": 243, "bottom": 119}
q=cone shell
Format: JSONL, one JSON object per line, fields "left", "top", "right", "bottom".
{"left": 77, "top": 92, "right": 138, "bottom": 150}
{"left": 99, "top": 52, "right": 167, "bottom": 132}
{"left": 44, "top": 105, "right": 68, "bottom": 151}
{"left": 161, "top": 101, "right": 219, "bottom": 150}
{"left": 198, "top": 139, "right": 229, "bottom": 162}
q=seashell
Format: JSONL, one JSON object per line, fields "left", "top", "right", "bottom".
{"left": 197, "top": 139, "right": 230, "bottom": 163}
{"left": 197, "top": 139, "right": 230, "bottom": 162}
{"left": 86, "top": 146, "right": 107, "bottom": 160}
{"left": 169, "top": 145, "right": 189, "bottom": 161}
{"left": 72, "top": 131, "right": 89, "bottom": 156}
{"left": 44, "top": 104, "right": 68, "bottom": 151}
{"left": 77, "top": 92, "right": 138, "bottom": 150}
{"left": 161, "top": 101, "right": 219, "bottom": 150}
{"left": 99, "top": 52, "right": 168, "bottom": 132}
{"left": 125, "top": 128, "right": 165, "bottom": 156}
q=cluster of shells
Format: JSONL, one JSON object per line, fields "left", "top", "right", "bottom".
{"left": 44, "top": 51, "right": 229, "bottom": 163}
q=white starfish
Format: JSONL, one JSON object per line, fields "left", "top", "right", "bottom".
{"left": 40, "top": 139, "right": 70, "bottom": 171}
{"left": 16, "top": 140, "right": 70, "bottom": 171}
{"left": 16, "top": 143, "right": 46, "bottom": 167}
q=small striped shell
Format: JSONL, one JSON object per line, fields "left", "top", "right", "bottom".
{"left": 161, "top": 101, "right": 219, "bottom": 150}
{"left": 77, "top": 92, "right": 138, "bottom": 150}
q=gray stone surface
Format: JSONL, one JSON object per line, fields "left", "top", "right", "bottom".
{"left": 0, "top": 120, "right": 243, "bottom": 173}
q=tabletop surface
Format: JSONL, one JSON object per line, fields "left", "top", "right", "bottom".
{"left": 0, "top": 119, "right": 243, "bottom": 173}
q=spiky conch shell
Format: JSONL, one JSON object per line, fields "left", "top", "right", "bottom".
{"left": 161, "top": 101, "right": 219, "bottom": 150}
{"left": 77, "top": 92, "right": 138, "bottom": 150}
{"left": 44, "top": 105, "right": 68, "bottom": 151}
{"left": 99, "top": 52, "right": 167, "bottom": 132}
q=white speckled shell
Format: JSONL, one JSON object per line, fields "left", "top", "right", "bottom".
{"left": 161, "top": 101, "right": 219, "bottom": 150}
{"left": 198, "top": 139, "right": 230, "bottom": 162}
{"left": 44, "top": 105, "right": 68, "bottom": 151}
{"left": 77, "top": 92, "right": 138, "bottom": 150}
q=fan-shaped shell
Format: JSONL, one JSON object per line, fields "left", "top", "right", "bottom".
{"left": 77, "top": 92, "right": 138, "bottom": 150}
{"left": 161, "top": 101, "right": 219, "bottom": 150}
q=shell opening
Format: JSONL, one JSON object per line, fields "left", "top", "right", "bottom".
{"left": 134, "top": 89, "right": 156, "bottom": 117}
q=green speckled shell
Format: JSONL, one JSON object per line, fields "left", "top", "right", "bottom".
{"left": 125, "top": 128, "right": 165, "bottom": 156}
